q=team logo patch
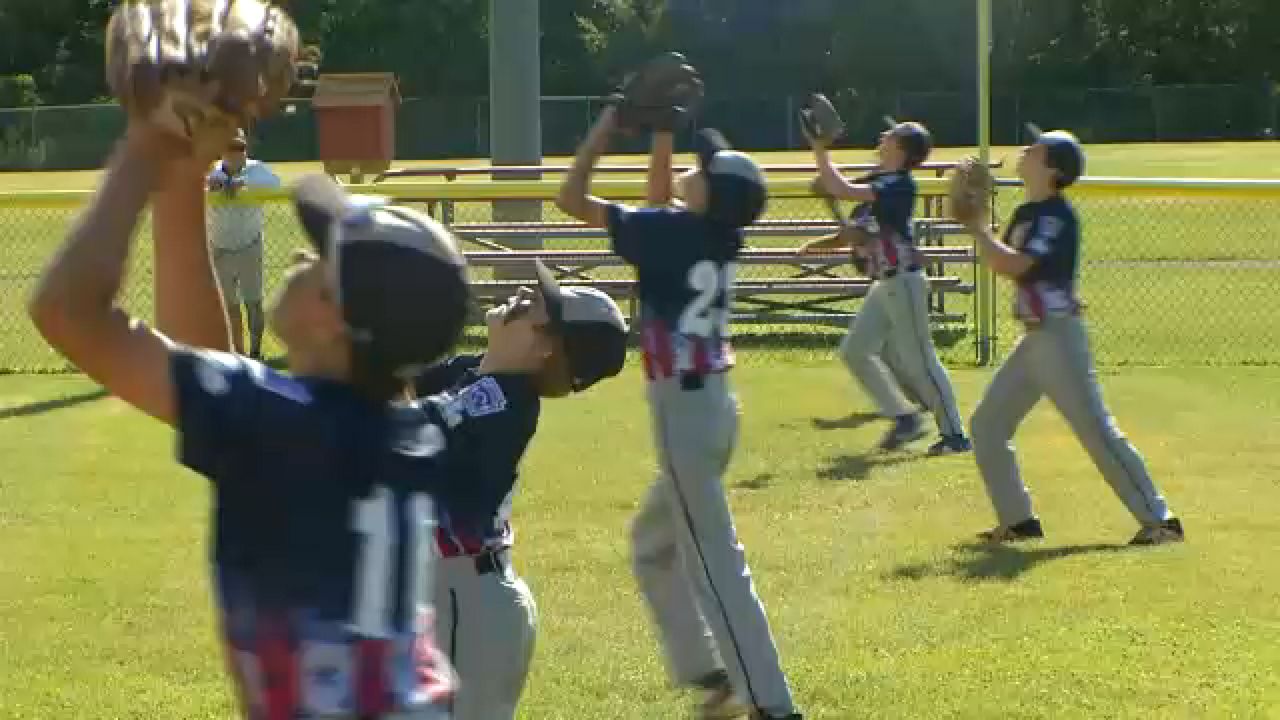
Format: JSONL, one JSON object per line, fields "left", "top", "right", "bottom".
{"left": 456, "top": 376, "right": 508, "bottom": 418}
{"left": 194, "top": 353, "right": 234, "bottom": 396}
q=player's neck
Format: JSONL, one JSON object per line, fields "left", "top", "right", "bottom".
{"left": 285, "top": 346, "right": 350, "bottom": 383}
{"left": 1024, "top": 176, "right": 1054, "bottom": 202}
{"left": 1025, "top": 181, "right": 1056, "bottom": 202}
{"left": 477, "top": 351, "right": 537, "bottom": 376}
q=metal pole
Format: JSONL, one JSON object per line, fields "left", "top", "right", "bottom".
{"left": 489, "top": 0, "right": 543, "bottom": 275}
{"left": 976, "top": 0, "right": 995, "bottom": 366}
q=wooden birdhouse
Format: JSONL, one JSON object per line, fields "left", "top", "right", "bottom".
{"left": 312, "top": 73, "right": 401, "bottom": 183}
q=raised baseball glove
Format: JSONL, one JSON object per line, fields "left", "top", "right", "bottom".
{"left": 106, "top": 0, "right": 300, "bottom": 159}
{"left": 610, "top": 52, "right": 704, "bottom": 133}
{"left": 947, "top": 155, "right": 994, "bottom": 224}
{"left": 799, "top": 93, "right": 845, "bottom": 147}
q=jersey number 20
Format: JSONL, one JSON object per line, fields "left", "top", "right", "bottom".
{"left": 679, "top": 260, "right": 736, "bottom": 337}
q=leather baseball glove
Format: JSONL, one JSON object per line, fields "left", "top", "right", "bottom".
{"left": 106, "top": 0, "right": 301, "bottom": 159}
{"left": 947, "top": 155, "right": 994, "bottom": 225}
{"left": 799, "top": 93, "right": 845, "bottom": 147}
{"left": 610, "top": 52, "right": 704, "bottom": 133}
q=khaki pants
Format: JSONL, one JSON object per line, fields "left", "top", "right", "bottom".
{"left": 213, "top": 240, "right": 264, "bottom": 305}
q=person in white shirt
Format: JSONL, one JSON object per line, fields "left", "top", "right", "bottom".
{"left": 207, "top": 129, "right": 281, "bottom": 359}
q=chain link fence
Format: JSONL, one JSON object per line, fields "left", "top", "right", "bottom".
{"left": 989, "top": 185, "right": 1280, "bottom": 367}
{"left": 1, "top": 180, "right": 1278, "bottom": 373}
{"left": 2, "top": 83, "right": 1276, "bottom": 170}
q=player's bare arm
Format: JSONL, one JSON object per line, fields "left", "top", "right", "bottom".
{"left": 970, "top": 222, "right": 1036, "bottom": 278}
{"left": 555, "top": 106, "right": 619, "bottom": 228}
{"left": 813, "top": 145, "right": 876, "bottom": 203}
{"left": 646, "top": 130, "right": 676, "bottom": 207}
{"left": 153, "top": 156, "right": 233, "bottom": 351}
{"left": 28, "top": 129, "right": 182, "bottom": 426}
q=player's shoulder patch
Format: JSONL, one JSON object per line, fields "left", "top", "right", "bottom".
{"left": 439, "top": 375, "right": 509, "bottom": 428}
{"left": 1035, "top": 214, "right": 1065, "bottom": 240}
{"left": 190, "top": 350, "right": 243, "bottom": 397}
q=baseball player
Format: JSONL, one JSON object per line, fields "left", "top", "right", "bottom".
{"left": 802, "top": 115, "right": 970, "bottom": 455}
{"left": 207, "top": 128, "right": 281, "bottom": 360}
{"left": 951, "top": 125, "right": 1184, "bottom": 546}
{"left": 556, "top": 91, "right": 803, "bottom": 719}
{"left": 414, "top": 263, "right": 628, "bottom": 720}
{"left": 29, "top": 6, "right": 474, "bottom": 713}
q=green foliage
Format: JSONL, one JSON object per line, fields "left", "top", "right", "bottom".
{"left": 0, "top": 74, "right": 40, "bottom": 106}
{"left": 1, "top": 1, "right": 1278, "bottom": 108}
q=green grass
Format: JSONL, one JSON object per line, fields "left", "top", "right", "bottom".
{"left": 2, "top": 142, "right": 1280, "bottom": 371}
{"left": 3, "top": 366, "right": 1280, "bottom": 718}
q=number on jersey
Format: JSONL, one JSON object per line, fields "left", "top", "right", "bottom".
{"left": 351, "top": 487, "right": 432, "bottom": 637}
{"left": 678, "top": 260, "right": 736, "bottom": 337}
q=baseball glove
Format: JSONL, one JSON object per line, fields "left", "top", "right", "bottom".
{"left": 947, "top": 155, "right": 994, "bottom": 224}
{"left": 106, "top": 0, "right": 301, "bottom": 159}
{"left": 799, "top": 93, "right": 845, "bottom": 147}
{"left": 610, "top": 52, "right": 704, "bottom": 133}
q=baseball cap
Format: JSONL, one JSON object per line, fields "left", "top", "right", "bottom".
{"left": 694, "top": 128, "right": 767, "bottom": 228}
{"left": 533, "top": 259, "right": 628, "bottom": 393}
{"left": 882, "top": 116, "right": 932, "bottom": 167}
{"left": 229, "top": 128, "right": 247, "bottom": 149}
{"left": 292, "top": 174, "right": 471, "bottom": 395}
{"left": 1026, "top": 123, "right": 1085, "bottom": 186}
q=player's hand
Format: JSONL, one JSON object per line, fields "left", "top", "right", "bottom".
{"left": 106, "top": 0, "right": 301, "bottom": 164}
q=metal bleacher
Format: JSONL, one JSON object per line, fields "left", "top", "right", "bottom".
{"left": 374, "top": 160, "right": 997, "bottom": 327}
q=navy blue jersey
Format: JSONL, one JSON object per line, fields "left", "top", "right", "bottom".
{"left": 172, "top": 350, "right": 455, "bottom": 719}
{"left": 1003, "top": 195, "right": 1081, "bottom": 322}
{"left": 607, "top": 204, "right": 739, "bottom": 379}
{"left": 848, "top": 170, "right": 919, "bottom": 276}
{"left": 413, "top": 355, "right": 540, "bottom": 556}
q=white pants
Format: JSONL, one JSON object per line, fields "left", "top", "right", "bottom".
{"left": 433, "top": 551, "right": 537, "bottom": 720}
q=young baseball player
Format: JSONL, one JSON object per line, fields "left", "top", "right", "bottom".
{"left": 414, "top": 263, "right": 628, "bottom": 720}
{"left": 29, "top": 117, "right": 469, "bottom": 717}
{"left": 802, "top": 120, "right": 970, "bottom": 455}
{"left": 556, "top": 106, "right": 802, "bottom": 720}
{"left": 953, "top": 125, "right": 1184, "bottom": 545}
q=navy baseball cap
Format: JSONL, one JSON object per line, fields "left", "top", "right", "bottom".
{"left": 1026, "top": 123, "right": 1085, "bottom": 186}
{"left": 292, "top": 174, "right": 471, "bottom": 393}
{"left": 533, "top": 259, "right": 628, "bottom": 393}
{"left": 694, "top": 128, "right": 767, "bottom": 228}
{"left": 883, "top": 116, "right": 932, "bottom": 167}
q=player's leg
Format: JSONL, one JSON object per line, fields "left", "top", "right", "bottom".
{"left": 649, "top": 376, "right": 797, "bottom": 718}
{"left": 839, "top": 281, "right": 921, "bottom": 448}
{"left": 212, "top": 251, "right": 246, "bottom": 354}
{"left": 1033, "top": 316, "right": 1181, "bottom": 544}
{"left": 881, "top": 341, "right": 924, "bottom": 411}
{"left": 970, "top": 333, "right": 1046, "bottom": 540}
{"left": 241, "top": 240, "right": 266, "bottom": 360}
{"left": 630, "top": 474, "right": 727, "bottom": 692}
{"left": 433, "top": 554, "right": 537, "bottom": 720}
{"left": 884, "top": 271, "right": 968, "bottom": 453}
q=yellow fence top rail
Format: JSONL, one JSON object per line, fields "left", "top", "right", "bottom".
{"left": 3, "top": 176, "right": 1280, "bottom": 208}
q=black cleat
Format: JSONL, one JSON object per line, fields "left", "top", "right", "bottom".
{"left": 879, "top": 413, "right": 927, "bottom": 451}
{"left": 978, "top": 517, "right": 1045, "bottom": 543}
{"left": 1129, "top": 517, "right": 1185, "bottom": 546}
{"left": 927, "top": 434, "right": 972, "bottom": 456}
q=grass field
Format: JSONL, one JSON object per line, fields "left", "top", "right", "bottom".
{"left": 3, "top": 366, "right": 1279, "bottom": 718}
{"left": 2, "top": 142, "right": 1280, "bottom": 718}
{"left": 2, "top": 142, "right": 1280, "bottom": 371}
